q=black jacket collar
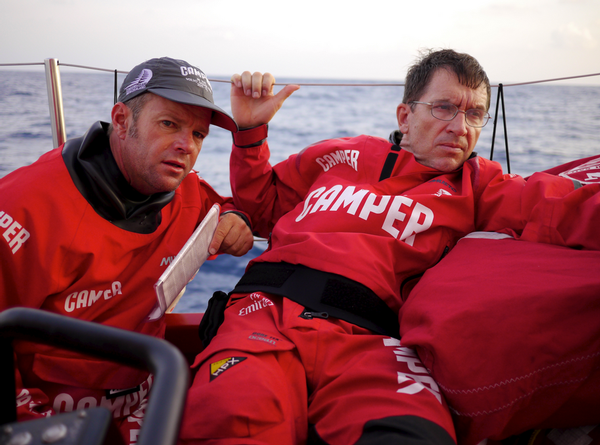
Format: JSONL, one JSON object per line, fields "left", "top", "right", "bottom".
{"left": 62, "top": 121, "right": 175, "bottom": 234}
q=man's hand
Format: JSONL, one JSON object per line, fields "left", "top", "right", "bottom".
{"left": 230, "top": 71, "right": 300, "bottom": 129}
{"left": 208, "top": 212, "right": 254, "bottom": 256}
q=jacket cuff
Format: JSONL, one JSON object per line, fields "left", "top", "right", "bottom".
{"left": 233, "top": 124, "right": 268, "bottom": 148}
{"left": 220, "top": 210, "right": 252, "bottom": 230}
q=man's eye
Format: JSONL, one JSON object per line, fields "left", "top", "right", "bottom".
{"left": 193, "top": 132, "right": 206, "bottom": 140}
{"left": 468, "top": 110, "right": 484, "bottom": 119}
{"left": 434, "top": 103, "right": 454, "bottom": 112}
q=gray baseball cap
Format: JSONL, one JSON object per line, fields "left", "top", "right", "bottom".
{"left": 118, "top": 57, "right": 237, "bottom": 132}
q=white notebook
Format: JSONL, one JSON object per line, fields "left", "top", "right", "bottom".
{"left": 147, "top": 204, "right": 220, "bottom": 321}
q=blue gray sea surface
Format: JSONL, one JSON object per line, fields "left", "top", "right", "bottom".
{"left": 1, "top": 69, "right": 599, "bottom": 311}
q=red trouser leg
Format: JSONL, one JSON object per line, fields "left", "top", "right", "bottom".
{"left": 179, "top": 293, "right": 456, "bottom": 444}
{"left": 179, "top": 293, "right": 308, "bottom": 444}
{"left": 290, "top": 320, "right": 456, "bottom": 444}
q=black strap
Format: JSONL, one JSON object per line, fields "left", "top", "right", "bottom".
{"left": 232, "top": 262, "right": 400, "bottom": 339}
{"left": 380, "top": 130, "right": 404, "bottom": 181}
{"left": 379, "top": 144, "right": 401, "bottom": 181}
{"left": 198, "top": 291, "right": 230, "bottom": 347}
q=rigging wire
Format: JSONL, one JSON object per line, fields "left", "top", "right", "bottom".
{"left": 2, "top": 61, "right": 599, "bottom": 174}
{"left": 1, "top": 61, "right": 598, "bottom": 87}
{"left": 490, "top": 84, "right": 511, "bottom": 173}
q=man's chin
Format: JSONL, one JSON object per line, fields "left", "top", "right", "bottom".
{"left": 416, "top": 157, "right": 464, "bottom": 172}
{"left": 438, "top": 152, "right": 471, "bottom": 172}
{"left": 139, "top": 177, "right": 185, "bottom": 195}
{"left": 159, "top": 179, "right": 184, "bottom": 193}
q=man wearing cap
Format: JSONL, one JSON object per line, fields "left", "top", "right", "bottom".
{"left": 0, "top": 57, "right": 253, "bottom": 444}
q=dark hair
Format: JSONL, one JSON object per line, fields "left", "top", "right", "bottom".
{"left": 403, "top": 49, "right": 491, "bottom": 110}
{"left": 125, "top": 93, "right": 152, "bottom": 122}
{"left": 108, "top": 92, "right": 152, "bottom": 137}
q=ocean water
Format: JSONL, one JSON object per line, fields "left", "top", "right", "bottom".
{"left": 1, "top": 69, "right": 599, "bottom": 312}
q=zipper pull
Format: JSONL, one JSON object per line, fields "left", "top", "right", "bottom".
{"left": 300, "top": 311, "right": 329, "bottom": 320}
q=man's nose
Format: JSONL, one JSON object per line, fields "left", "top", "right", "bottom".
{"left": 175, "top": 130, "right": 198, "bottom": 154}
{"left": 447, "top": 111, "right": 468, "bottom": 135}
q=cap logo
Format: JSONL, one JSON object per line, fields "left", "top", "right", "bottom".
{"left": 125, "top": 69, "right": 153, "bottom": 96}
{"left": 180, "top": 66, "right": 213, "bottom": 94}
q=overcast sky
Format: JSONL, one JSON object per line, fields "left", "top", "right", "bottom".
{"left": 2, "top": 0, "right": 599, "bottom": 85}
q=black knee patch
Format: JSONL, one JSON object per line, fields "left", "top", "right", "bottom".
{"left": 355, "top": 415, "right": 455, "bottom": 445}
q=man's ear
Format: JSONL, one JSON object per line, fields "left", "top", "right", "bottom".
{"left": 111, "top": 102, "right": 130, "bottom": 139}
{"left": 396, "top": 103, "right": 410, "bottom": 134}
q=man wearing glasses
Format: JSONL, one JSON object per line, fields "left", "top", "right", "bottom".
{"left": 179, "top": 49, "right": 600, "bottom": 445}
{"left": 396, "top": 59, "right": 491, "bottom": 173}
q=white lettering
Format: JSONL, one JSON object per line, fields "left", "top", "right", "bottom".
{"left": 112, "top": 281, "right": 123, "bottom": 297}
{"left": 382, "top": 196, "right": 412, "bottom": 238}
{"left": 76, "top": 291, "right": 88, "bottom": 309}
{"left": 239, "top": 296, "right": 274, "bottom": 316}
{"left": 317, "top": 158, "right": 329, "bottom": 172}
{"left": 294, "top": 185, "right": 434, "bottom": 245}
{"left": 383, "top": 338, "right": 442, "bottom": 404}
{"left": 53, "top": 393, "right": 74, "bottom": 413}
{"left": 393, "top": 345, "right": 418, "bottom": 357}
{"left": 0, "top": 211, "right": 30, "bottom": 254}
{"left": 0, "top": 212, "right": 13, "bottom": 228}
{"left": 88, "top": 290, "right": 103, "bottom": 306}
{"left": 315, "top": 150, "right": 359, "bottom": 172}
{"left": 160, "top": 256, "right": 174, "bottom": 266}
{"left": 383, "top": 337, "right": 401, "bottom": 347}
{"left": 399, "top": 203, "right": 434, "bottom": 246}
{"left": 316, "top": 158, "right": 330, "bottom": 172}
{"left": 129, "top": 417, "right": 144, "bottom": 427}
{"left": 16, "top": 389, "right": 31, "bottom": 407}
{"left": 65, "top": 293, "right": 77, "bottom": 312}
{"left": 395, "top": 352, "right": 429, "bottom": 374}
{"left": 330, "top": 186, "right": 369, "bottom": 215}
{"left": 77, "top": 397, "right": 98, "bottom": 411}
{"left": 359, "top": 193, "right": 391, "bottom": 220}
{"left": 397, "top": 372, "right": 442, "bottom": 403}
{"left": 127, "top": 400, "right": 147, "bottom": 427}
{"left": 330, "top": 151, "right": 345, "bottom": 165}
{"left": 180, "top": 66, "right": 204, "bottom": 77}
{"left": 101, "top": 395, "right": 126, "bottom": 418}
{"left": 296, "top": 187, "right": 326, "bottom": 222}
{"left": 397, "top": 372, "right": 428, "bottom": 395}
{"left": 138, "top": 385, "right": 149, "bottom": 405}
{"left": 123, "top": 392, "right": 139, "bottom": 417}
{"left": 310, "top": 185, "right": 343, "bottom": 213}
{"left": 51, "top": 377, "right": 152, "bottom": 421}
{"left": 3, "top": 221, "right": 21, "bottom": 243}
{"left": 350, "top": 150, "right": 359, "bottom": 170}
{"left": 63, "top": 281, "right": 123, "bottom": 312}
{"left": 8, "top": 228, "right": 30, "bottom": 253}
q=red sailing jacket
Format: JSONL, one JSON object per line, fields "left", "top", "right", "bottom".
{"left": 0, "top": 126, "right": 238, "bottom": 422}
{"left": 230, "top": 130, "right": 600, "bottom": 313}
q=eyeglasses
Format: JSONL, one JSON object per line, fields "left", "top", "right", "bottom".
{"left": 409, "top": 101, "right": 491, "bottom": 128}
